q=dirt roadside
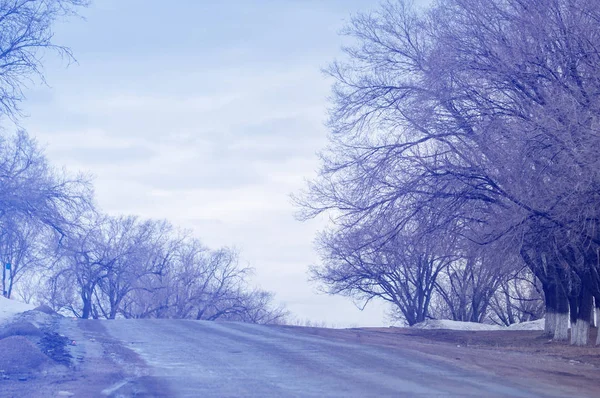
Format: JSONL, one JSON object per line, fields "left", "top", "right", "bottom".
{"left": 283, "top": 325, "right": 600, "bottom": 397}
{"left": 53, "top": 318, "right": 172, "bottom": 397}
{"left": 0, "top": 314, "right": 171, "bottom": 397}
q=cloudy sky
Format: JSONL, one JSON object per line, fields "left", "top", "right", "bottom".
{"left": 20, "top": 0, "right": 393, "bottom": 327}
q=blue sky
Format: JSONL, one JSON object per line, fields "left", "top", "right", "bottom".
{"left": 20, "top": 0, "right": 392, "bottom": 327}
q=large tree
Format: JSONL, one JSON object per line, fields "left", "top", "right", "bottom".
{"left": 313, "top": 215, "right": 457, "bottom": 326}
{"left": 0, "top": 131, "right": 92, "bottom": 297}
{"left": 298, "top": 0, "right": 600, "bottom": 345}
{"left": 0, "top": 0, "right": 92, "bottom": 298}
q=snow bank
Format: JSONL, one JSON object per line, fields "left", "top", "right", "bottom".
{"left": 412, "top": 318, "right": 545, "bottom": 331}
{"left": 507, "top": 319, "right": 545, "bottom": 331}
{"left": 412, "top": 319, "right": 505, "bottom": 331}
{"left": 0, "top": 296, "right": 35, "bottom": 325}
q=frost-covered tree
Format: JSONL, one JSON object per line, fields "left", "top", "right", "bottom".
{"left": 47, "top": 218, "right": 288, "bottom": 324}
{"left": 487, "top": 268, "right": 544, "bottom": 327}
{"left": 0, "top": 218, "right": 44, "bottom": 298}
{"left": 0, "top": 0, "right": 89, "bottom": 119}
{"left": 298, "top": 0, "right": 600, "bottom": 345}
{"left": 0, "top": 131, "right": 92, "bottom": 298}
{"left": 312, "top": 215, "right": 457, "bottom": 326}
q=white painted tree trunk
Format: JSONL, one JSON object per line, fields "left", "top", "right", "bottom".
{"left": 570, "top": 321, "right": 578, "bottom": 345}
{"left": 571, "top": 319, "right": 589, "bottom": 346}
{"left": 580, "top": 320, "right": 590, "bottom": 346}
{"left": 554, "top": 312, "right": 569, "bottom": 341}
{"left": 544, "top": 311, "right": 555, "bottom": 337}
{"left": 596, "top": 308, "right": 600, "bottom": 346}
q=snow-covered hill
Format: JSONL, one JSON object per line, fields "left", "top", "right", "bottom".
{"left": 0, "top": 296, "right": 35, "bottom": 325}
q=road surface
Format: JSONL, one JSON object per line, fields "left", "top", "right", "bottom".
{"left": 57, "top": 319, "right": 584, "bottom": 398}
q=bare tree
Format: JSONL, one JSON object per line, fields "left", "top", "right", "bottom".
{"left": 53, "top": 215, "right": 107, "bottom": 318}
{"left": 488, "top": 268, "right": 544, "bottom": 327}
{"left": 296, "top": 0, "right": 600, "bottom": 345}
{"left": 231, "top": 290, "right": 289, "bottom": 325}
{"left": 434, "top": 243, "right": 512, "bottom": 324}
{"left": 0, "top": 131, "right": 92, "bottom": 301}
{"left": 113, "top": 234, "right": 288, "bottom": 324}
{"left": 0, "top": 217, "right": 43, "bottom": 298}
{"left": 93, "top": 217, "right": 176, "bottom": 319}
{"left": 312, "top": 219, "right": 456, "bottom": 326}
{"left": 0, "top": 0, "right": 89, "bottom": 119}
{"left": 0, "top": 131, "right": 92, "bottom": 229}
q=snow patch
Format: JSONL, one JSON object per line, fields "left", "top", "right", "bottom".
{"left": 412, "top": 319, "right": 505, "bottom": 331}
{"left": 413, "top": 319, "right": 545, "bottom": 331}
{"left": 0, "top": 296, "right": 35, "bottom": 325}
{"left": 507, "top": 319, "right": 545, "bottom": 331}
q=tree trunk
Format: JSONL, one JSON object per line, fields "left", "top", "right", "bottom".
{"left": 81, "top": 296, "right": 91, "bottom": 319}
{"left": 571, "top": 287, "right": 592, "bottom": 346}
{"left": 596, "top": 306, "right": 600, "bottom": 346}
{"left": 543, "top": 283, "right": 556, "bottom": 337}
{"left": 504, "top": 287, "right": 515, "bottom": 325}
{"left": 554, "top": 284, "right": 570, "bottom": 341}
{"left": 590, "top": 297, "right": 596, "bottom": 328}
{"left": 568, "top": 292, "right": 578, "bottom": 342}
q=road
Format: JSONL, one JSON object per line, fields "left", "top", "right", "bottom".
{"left": 66, "top": 319, "right": 578, "bottom": 398}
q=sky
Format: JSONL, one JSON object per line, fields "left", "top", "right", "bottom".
{"left": 19, "top": 0, "right": 394, "bottom": 327}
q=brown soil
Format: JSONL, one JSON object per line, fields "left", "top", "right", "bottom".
{"left": 38, "top": 331, "right": 72, "bottom": 366}
{"left": 0, "top": 318, "right": 171, "bottom": 397}
{"left": 0, "top": 336, "right": 52, "bottom": 374}
{"left": 46, "top": 319, "right": 170, "bottom": 397}
{"left": 73, "top": 319, "right": 171, "bottom": 397}
{"left": 0, "top": 321, "right": 43, "bottom": 339}
{"left": 388, "top": 326, "right": 600, "bottom": 366}
{"left": 33, "top": 304, "right": 58, "bottom": 315}
{"left": 282, "top": 324, "right": 600, "bottom": 397}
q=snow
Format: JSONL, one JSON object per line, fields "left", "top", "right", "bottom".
{"left": 412, "top": 319, "right": 505, "bottom": 331}
{"left": 412, "top": 319, "right": 545, "bottom": 331}
{"left": 0, "top": 296, "right": 35, "bottom": 325}
{"left": 507, "top": 319, "right": 545, "bottom": 331}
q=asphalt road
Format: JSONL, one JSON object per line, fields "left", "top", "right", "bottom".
{"left": 97, "top": 319, "right": 571, "bottom": 398}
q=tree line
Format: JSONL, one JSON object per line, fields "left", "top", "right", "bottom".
{"left": 297, "top": 0, "right": 600, "bottom": 345}
{"left": 0, "top": 0, "right": 286, "bottom": 325}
